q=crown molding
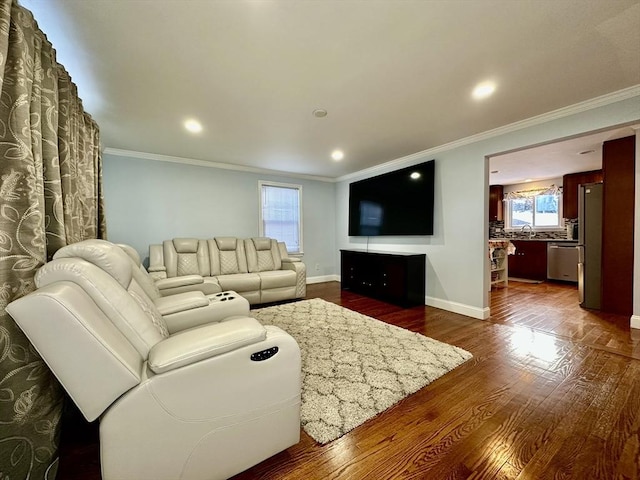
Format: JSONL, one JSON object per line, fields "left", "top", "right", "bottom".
{"left": 102, "top": 148, "right": 336, "bottom": 183}
{"left": 336, "top": 85, "right": 640, "bottom": 183}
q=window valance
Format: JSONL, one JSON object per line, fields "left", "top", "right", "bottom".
{"left": 503, "top": 184, "right": 562, "bottom": 200}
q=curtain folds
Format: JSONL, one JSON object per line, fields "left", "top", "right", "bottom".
{"left": 0, "top": 1, "right": 106, "bottom": 478}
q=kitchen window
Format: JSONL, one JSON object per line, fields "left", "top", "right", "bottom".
{"left": 259, "top": 181, "right": 303, "bottom": 254}
{"left": 505, "top": 187, "right": 563, "bottom": 231}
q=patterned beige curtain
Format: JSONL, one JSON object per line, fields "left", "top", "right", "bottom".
{"left": 0, "top": 1, "right": 106, "bottom": 478}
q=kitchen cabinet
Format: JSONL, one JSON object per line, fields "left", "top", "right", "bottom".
{"left": 562, "top": 169, "right": 603, "bottom": 219}
{"left": 489, "top": 185, "right": 504, "bottom": 222}
{"left": 508, "top": 240, "right": 548, "bottom": 281}
{"left": 340, "top": 249, "right": 426, "bottom": 307}
{"left": 601, "top": 135, "right": 635, "bottom": 315}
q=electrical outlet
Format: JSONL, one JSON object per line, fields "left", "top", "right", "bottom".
{"left": 315, "top": 263, "right": 320, "bottom": 271}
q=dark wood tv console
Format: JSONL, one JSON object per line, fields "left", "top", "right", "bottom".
{"left": 340, "top": 249, "right": 426, "bottom": 307}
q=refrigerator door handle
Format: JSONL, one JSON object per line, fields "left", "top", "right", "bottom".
{"left": 578, "top": 261, "right": 584, "bottom": 305}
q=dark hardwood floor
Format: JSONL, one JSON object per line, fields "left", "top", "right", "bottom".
{"left": 58, "top": 281, "right": 640, "bottom": 479}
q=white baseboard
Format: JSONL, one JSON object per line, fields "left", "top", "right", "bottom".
{"left": 426, "top": 296, "right": 490, "bottom": 320}
{"left": 307, "top": 275, "right": 340, "bottom": 285}
{"left": 631, "top": 315, "right": 640, "bottom": 330}
{"left": 310, "top": 276, "right": 488, "bottom": 319}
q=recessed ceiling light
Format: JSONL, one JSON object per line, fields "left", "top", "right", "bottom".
{"left": 472, "top": 81, "right": 496, "bottom": 100}
{"left": 331, "top": 150, "right": 344, "bottom": 161}
{"left": 184, "top": 119, "right": 202, "bottom": 133}
{"left": 313, "top": 109, "right": 328, "bottom": 118}
{"left": 410, "top": 172, "right": 421, "bottom": 180}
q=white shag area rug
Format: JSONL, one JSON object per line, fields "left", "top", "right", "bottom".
{"left": 251, "top": 298, "right": 473, "bottom": 444}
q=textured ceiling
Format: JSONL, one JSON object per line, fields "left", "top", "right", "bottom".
{"left": 22, "top": 0, "right": 640, "bottom": 179}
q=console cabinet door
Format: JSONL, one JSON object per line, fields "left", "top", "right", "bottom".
{"left": 377, "top": 258, "right": 406, "bottom": 299}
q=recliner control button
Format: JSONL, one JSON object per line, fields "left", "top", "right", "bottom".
{"left": 250, "top": 346, "right": 279, "bottom": 361}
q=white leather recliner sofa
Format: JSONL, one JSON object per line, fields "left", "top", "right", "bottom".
{"left": 149, "top": 237, "right": 306, "bottom": 305}
{"left": 6, "top": 240, "right": 301, "bottom": 480}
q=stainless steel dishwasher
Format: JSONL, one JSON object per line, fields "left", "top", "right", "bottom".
{"left": 547, "top": 242, "right": 579, "bottom": 282}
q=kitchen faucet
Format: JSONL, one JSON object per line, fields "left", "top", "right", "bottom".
{"left": 521, "top": 224, "right": 536, "bottom": 239}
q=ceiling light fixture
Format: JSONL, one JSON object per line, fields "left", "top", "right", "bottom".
{"left": 331, "top": 150, "right": 344, "bottom": 161}
{"left": 410, "top": 172, "right": 421, "bottom": 180}
{"left": 472, "top": 81, "right": 496, "bottom": 100}
{"left": 313, "top": 109, "right": 328, "bottom": 118}
{"left": 184, "top": 119, "right": 203, "bottom": 133}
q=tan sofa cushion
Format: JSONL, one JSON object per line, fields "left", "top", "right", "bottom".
{"left": 245, "top": 238, "right": 282, "bottom": 273}
{"left": 258, "top": 270, "right": 296, "bottom": 290}
{"left": 216, "top": 273, "right": 261, "bottom": 293}
{"left": 164, "top": 239, "right": 210, "bottom": 277}
{"left": 208, "top": 238, "right": 248, "bottom": 276}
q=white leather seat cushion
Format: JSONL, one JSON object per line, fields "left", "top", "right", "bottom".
{"left": 216, "top": 273, "right": 260, "bottom": 292}
{"left": 258, "top": 270, "right": 296, "bottom": 290}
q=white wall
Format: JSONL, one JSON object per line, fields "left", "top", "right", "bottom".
{"left": 335, "top": 95, "right": 640, "bottom": 320}
{"left": 102, "top": 153, "right": 337, "bottom": 280}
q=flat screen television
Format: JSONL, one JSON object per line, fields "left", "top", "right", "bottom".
{"left": 348, "top": 160, "right": 435, "bottom": 236}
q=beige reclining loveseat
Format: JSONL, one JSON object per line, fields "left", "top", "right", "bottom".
{"left": 149, "top": 237, "right": 306, "bottom": 305}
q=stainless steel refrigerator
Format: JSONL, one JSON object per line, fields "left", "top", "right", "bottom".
{"left": 577, "top": 182, "right": 602, "bottom": 309}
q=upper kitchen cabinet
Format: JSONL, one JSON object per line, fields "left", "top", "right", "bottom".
{"left": 562, "top": 169, "right": 603, "bottom": 219}
{"left": 489, "top": 185, "right": 504, "bottom": 222}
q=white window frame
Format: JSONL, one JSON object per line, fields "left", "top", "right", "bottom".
{"left": 504, "top": 191, "right": 565, "bottom": 232}
{"left": 258, "top": 180, "right": 303, "bottom": 255}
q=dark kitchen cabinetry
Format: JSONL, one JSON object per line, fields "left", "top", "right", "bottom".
{"left": 489, "top": 185, "right": 504, "bottom": 222}
{"left": 508, "top": 240, "right": 548, "bottom": 281}
{"left": 340, "top": 250, "right": 426, "bottom": 307}
{"left": 562, "top": 170, "right": 603, "bottom": 219}
{"left": 601, "top": 135, "right": 635, "bottom": 316}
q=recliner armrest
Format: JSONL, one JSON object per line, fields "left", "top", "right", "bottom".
{"left": 154, "top": 291, "right": 209, "bottom": 316}
{"left": 281, "top": 257, "right": 301, "bottom": 263}
{"left": 147, "top": 317, "right": 267, "bottom": 374}
{"left": 155, "top": 275, "right": 204, "bottom": 291}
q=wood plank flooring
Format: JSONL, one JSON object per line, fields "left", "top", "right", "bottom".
{"left": 58, "top": 280, "right": 640, "bottom": 479}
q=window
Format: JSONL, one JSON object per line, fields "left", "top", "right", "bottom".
{"left": 506, "top": 188, "right": 563, "bottom": 230}
{"left": 259, "top": 181, "right": 302, "bottom": 254}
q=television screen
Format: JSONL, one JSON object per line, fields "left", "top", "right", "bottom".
{"left": 348, "top": 160, "right": 435, "bottom": 236}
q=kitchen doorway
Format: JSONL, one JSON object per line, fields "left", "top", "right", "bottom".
{"left": 486, "top": 124, "right": 637, "bottom": 315}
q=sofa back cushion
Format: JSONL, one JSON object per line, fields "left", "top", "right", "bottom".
{"left": 35, "top": 258, "right": 167, "bottom": 357}
{"left": 164, "top": 238, "right": 210, "bottom": 277}
{"left": 208, "top": 237, "right": 248, "bottom": 275}
{"left": 245, "top": 237, "right": 282, "bottom": 273}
